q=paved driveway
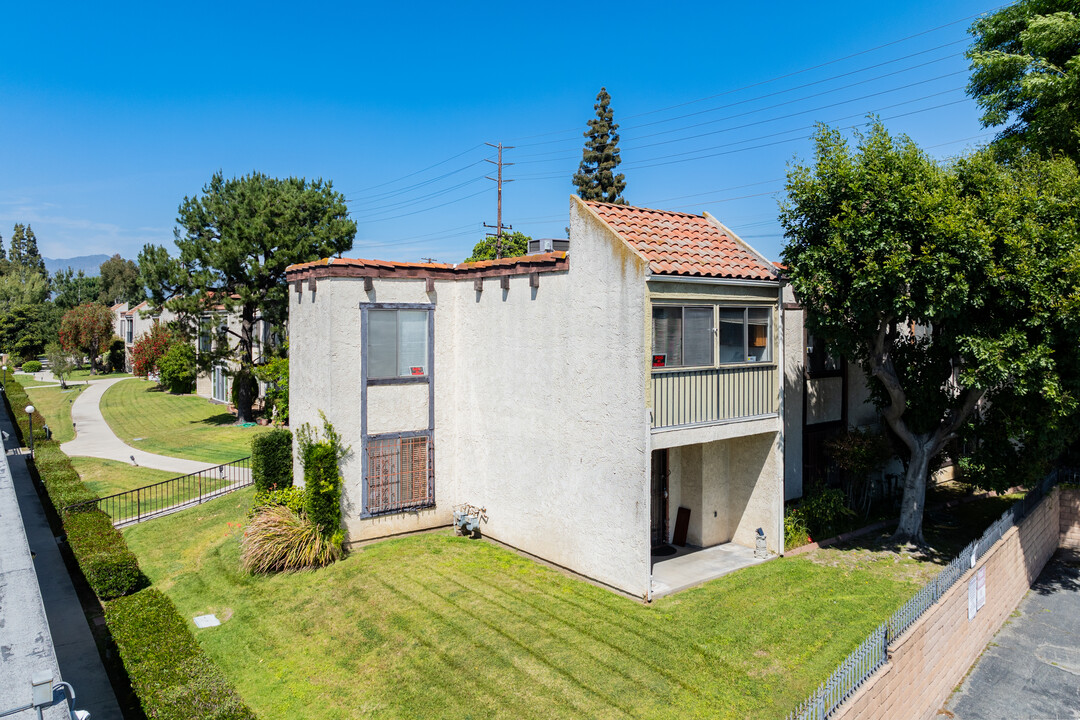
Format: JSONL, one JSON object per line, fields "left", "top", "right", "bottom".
{"left": 943, "top": 552, "right": 1080, "bottom": 720}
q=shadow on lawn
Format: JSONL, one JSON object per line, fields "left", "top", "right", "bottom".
{"left": 819, "top": 493, "right": 1020, "bottom": 567}
{"left": 195, "top": 413, "right": 239, "bottom": 427}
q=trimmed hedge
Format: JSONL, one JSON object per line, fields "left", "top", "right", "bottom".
{"left": 105, "top": 589, "right": 256, "bottom": 720}
{"left": 251, "top": 428, "right": 293, "bottom": 493}
{"left": 34, "top": 443, "right": 97, "bottom": 510}
{"left": 4, "top": 376, "right": 256, "bottom": 719}
{"left": 21, "top": 360, "right": 42, "bottom": 373}
{"left": 65, "top": 509, "right": 143, "bottom": 599}
{"left": 304, "top": 442, "right": 342, "bottom": 534}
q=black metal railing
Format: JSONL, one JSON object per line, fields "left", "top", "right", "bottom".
{"left": 66, "top": 456, "right": 252, "bottom": 526}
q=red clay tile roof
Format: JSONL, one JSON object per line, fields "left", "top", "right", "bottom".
{"left": 584, "top": 201, "right": 777, "bottom": 281}
{"left": 286, "top": 252, "right": 568, "bottom": 280}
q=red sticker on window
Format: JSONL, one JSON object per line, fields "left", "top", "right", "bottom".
{"left": 411, "top": 367, "right": 425, "bottom": 376}
{"left": 652, "top": 355, "right": 666, "bottom": 368}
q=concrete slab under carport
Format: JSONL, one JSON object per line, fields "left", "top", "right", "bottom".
{"left": 943, "top": 552, "right": 1080, "bottom": 720}
{"left": 650, "top": 542, "right": 772, "bottom": 599}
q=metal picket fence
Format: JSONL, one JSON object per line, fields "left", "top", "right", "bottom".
{"left": 65, "top": 456, "right": 252, "bottom": 527}
{"left": 786, "top": 467, "right": 1074, "bottom": 720}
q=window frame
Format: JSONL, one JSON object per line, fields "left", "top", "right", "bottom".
{"left": 364, "top": 306, "right": 433, "bottom": 383}
{"left": 651, "top": 302, "right": 775, "bottom": 370}
{"left": 651, "top": 304, "right": 714, "bottom": 369}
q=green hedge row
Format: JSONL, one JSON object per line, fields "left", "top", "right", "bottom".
{"left": 105, "top": 590, "right": 257, "bottom": 720}
{"left": 251, "top": 428, "right": 293, "bottom": 493}
{"left": 4, "top": 376, "right": 256, "bottom": 719}
{"left": 64, "top": 509, "right": 143, "bottom": 599}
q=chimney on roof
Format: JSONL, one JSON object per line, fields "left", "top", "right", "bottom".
{"left": 527, "top": 238, "right": 570, "bottom": 255}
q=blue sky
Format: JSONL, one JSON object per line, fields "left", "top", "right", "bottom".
{"left": 1, "top": 0, "right": 998, "bottom": 265}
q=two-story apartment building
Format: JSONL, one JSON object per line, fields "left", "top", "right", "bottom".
{"left": 286, "top": 197, "right": 784, "bottom": 599}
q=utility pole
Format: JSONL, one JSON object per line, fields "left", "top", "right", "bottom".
{"left": 484, "top": 142, "right": 514, "bottom": 259}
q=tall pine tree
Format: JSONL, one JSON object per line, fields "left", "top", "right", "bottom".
{"left": 572, "top": 87, "right": 627, "bottom": 204}
{"left": 9, "top": 223, "right": 46, "bottom": 277}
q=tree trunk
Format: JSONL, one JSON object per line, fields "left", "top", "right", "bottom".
{"left": 892, "top": 439, "right": 934, "bottom": 545}
{"left": 236, "top": 304, "right": 255, "bottom": 424}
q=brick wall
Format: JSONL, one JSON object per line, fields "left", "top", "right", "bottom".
{"left": 1060, "top": 488, "right": 1080, "bottom": 554}
{"left": 833, "top": 489, "right": 1061, "bottom": 720}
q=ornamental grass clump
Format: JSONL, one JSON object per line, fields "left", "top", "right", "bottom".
{"left": 240, "top": 505, "right": 341, "bottom": 573}
{"left": 241, "top": 411, "right": 348, "bottom": 573}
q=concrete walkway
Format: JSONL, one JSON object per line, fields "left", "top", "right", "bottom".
{"left": 650, "top": 542, "right": 771, "bottom": 598}
{"left": 60, "top": 378, "right": 210, "bottom": 475}
{"left": 0, "top": 404, "right": 122, "bottom": 719}
{"left": 943, "top": 553, "right": 1080, "bottom": 719}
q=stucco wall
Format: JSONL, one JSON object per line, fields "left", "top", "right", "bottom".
{"left": 782, "top": 286, "right": 804, "bottom": 501}
{"left": 288, "top": 198, "right": 653, "bottom": 595}
{"left": 832, "top": 490, "right": 1061, "bottom": 720}
{"left": 289, "top": 277, "right": 455, "bottom": 541}
{"left": 666, "top": 433, "right": 781, "bottom": 554}
{"left": 448, "top": 199, "right": 651, "bottom": 596}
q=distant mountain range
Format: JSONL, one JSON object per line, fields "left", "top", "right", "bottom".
{"left": 43, "top": 254, "right": 112, "bottom": 277}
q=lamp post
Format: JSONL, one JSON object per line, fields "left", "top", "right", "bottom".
{"left": 25, "top": 404, "right": 35, "bottom": 457}
{"left": 2, "top": 364, "right": 8, "bottom": 386}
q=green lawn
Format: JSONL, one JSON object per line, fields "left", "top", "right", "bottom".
{"left": 13, "top": 373, "right": 59, "bottom": 388}
{"left": 125, "top": 490, "right": 931, "bottom": 720}
{"left": 69, "top": 368, "right": 131, "bottom": 380}
{"left": 71, "top": 457, "right": 181, "bottom": 499}
{"left": 100, "top": 378, "right": 267, "bottom": 465}
{"left": 24, "top": 384, "right": 87, "bottom": 443}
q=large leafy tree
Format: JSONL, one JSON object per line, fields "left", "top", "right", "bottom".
{"left": 0, "top": 305, "right": 57, "bottom": 361}
{"left": 143, "top": 171, "right": 356, "bottom": 422}
{"left": 98, "top": 254, "right": 144, "bottom": 306}
{"left": 780, "top": 122, "right": 1080, "bottom": 544}
{"left": 464, "top": 231, "right": 531, "bottom": 262}
{"left": 572, "top": 88, "right": 627, "bottom": 204}
{"left": 968, "top": 1, "right": 1080, "bottom": 160}
{"left": 59, "top": 303, "right": 116, "bottom": 374}
{"left": 52, "top": 268, "right": 103, "bottom": 310}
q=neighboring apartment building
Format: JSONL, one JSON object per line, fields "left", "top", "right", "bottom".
{"left": 112, "top": 299, "right": 270, "bottom": 405}
{"left": 286, "top": 197, "right": 785, "bottom": 599}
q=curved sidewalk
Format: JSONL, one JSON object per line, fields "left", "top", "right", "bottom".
{"left": 60, "top": 378, "right": 212, "bottom": 475}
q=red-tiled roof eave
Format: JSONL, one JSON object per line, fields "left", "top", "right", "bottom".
{"left": 581, "top": 200, "right": 777, "bottom": 281}
{"left": 285, "top": 252, "right": 569, "bottom": 281}
{"left": 649, "top": 269, "right": 780, "bottom": 282}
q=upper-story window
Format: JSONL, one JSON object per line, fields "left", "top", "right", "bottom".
{"left": 653, "top": 305, "right": 773, "bottom": 368}
{"left": 367, "top": 309, "right": 429, "bottom": 379}
{"left": 198, "top": 318, "right": 213, "bottom": 353}
{"left": 652, "top": 306, "right": 713, "bottom": 368}
{"left": 720, "top": 307, "right": 772, "bottom": 364}
{"left": 125, "top": 318, "right": 133, "bottom": 344}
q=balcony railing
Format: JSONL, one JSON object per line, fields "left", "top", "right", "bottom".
{"left": 651, "top": 364, "right": 778, "bottom": 430}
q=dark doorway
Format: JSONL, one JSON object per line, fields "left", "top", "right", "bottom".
{"left": 650, "top": 449, "right": 669, "bottom": 547}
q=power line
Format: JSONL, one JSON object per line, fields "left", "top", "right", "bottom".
{"left": 345, "top": 143, "right": 486, "bottom": 196}
{"left": 514, "top": 38, "right": 970, "bottom": 153}
{"left": 509, "top": 8, "right": 997, "bottom": 144}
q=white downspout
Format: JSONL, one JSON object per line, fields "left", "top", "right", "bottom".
{"left": 776, "top": 282, "right": 786, "bottom": 556}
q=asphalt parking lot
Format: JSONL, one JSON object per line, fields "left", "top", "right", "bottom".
{"left": 943, "top": 551, "right": 1080, "bottom": 720}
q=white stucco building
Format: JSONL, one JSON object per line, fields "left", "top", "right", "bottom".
{"left": 286, "top": 197, "right": 786, "bottom": 599}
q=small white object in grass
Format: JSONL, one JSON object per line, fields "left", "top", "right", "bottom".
{"left": 193, "top": 614, "right": 221, "bottom": 628}
{"left": 132, "top": 437, "right": 145, "bottom": 441}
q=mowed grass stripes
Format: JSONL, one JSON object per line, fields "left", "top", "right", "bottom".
{"left": 100, "top": 378, "right": 267, "bottom": 465}
{"left": 124, "top": 489, "right": 926, "bottom": 719}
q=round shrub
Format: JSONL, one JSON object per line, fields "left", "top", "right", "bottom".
{"left": 158, "top": 341, "right": 196, "bottom": 394}
{"left": 21, "top": 360, "right": 42, "bottom": 373}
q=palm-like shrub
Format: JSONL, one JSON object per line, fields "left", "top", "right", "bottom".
{"left": 240, "top": 505, "right": 342, "bottom": 573}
